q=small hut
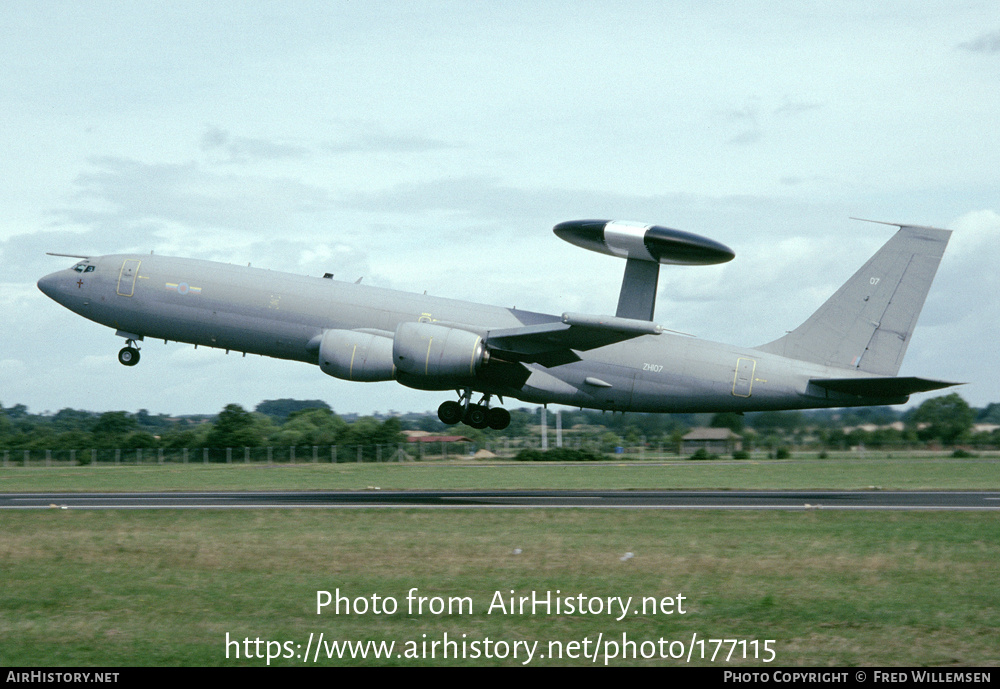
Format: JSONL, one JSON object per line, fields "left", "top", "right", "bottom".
{"left": 681, "top": 428, "right": 742, "bottom": 455}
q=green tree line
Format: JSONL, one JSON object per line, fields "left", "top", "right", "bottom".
{"left": 0, "top": 393, "right": 994, "bottom": 452}
{"left": 0, "top": 400, "right": 405, "bottom": 452}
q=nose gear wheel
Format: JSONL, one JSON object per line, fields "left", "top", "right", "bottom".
{"left": 118, "top": 339, "right": 141, "bottom": 366}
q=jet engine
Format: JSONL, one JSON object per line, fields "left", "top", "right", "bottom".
{"left": 318, "top": 329, "right": 395, "bottom": 381}
{"left": 392, "top": 321, "right": 487, "bottom": 380}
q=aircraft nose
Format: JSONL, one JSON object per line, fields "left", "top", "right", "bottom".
{"left": 37, "top": 272, "right": 63, "bottom": 300}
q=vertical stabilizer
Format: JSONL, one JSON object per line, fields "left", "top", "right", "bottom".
{"left": 755, "top": 224, "right": 950, "bottom": 376}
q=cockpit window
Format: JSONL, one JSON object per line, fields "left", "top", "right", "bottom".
{"left": 72, "top": 263, "right": 95, "bottom": 273}
{"left": 85, "top": 266, "right": 95, "bottom": 272}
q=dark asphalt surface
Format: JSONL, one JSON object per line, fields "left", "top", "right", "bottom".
{"left": 2, "top": 490, "right": 998, "bottom": 510}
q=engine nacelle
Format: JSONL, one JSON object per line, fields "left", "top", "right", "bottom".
{"left": 393, "top": 321, "right": 486, "bottom": 379}
{"left": 318, "top": 329, "right": 395, "bottom": 382}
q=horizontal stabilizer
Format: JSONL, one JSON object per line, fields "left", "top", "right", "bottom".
{"left": 809, "top": 376, "right": 960, "bottom": 398}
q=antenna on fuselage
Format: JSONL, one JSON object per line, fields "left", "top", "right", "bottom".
{"left": 552, "top": 220, "right": 735, "bottom": 321}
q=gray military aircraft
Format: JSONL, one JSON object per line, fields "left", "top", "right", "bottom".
{"left": 38, "top": 219, "right": 957, "bottom": 430}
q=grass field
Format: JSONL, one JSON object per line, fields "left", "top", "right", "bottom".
{"left": 1, "top": 453, "right": 998, "bottom": 492}
{"left": 2, "top": 509, "right": 998, "bottom": 667}
{"left": 1, "top": 456, "right": 998, "bottom": 667}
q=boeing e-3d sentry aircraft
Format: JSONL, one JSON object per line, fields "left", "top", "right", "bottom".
{"left": 38, "top": 219, "right": 958, "bottom": 430}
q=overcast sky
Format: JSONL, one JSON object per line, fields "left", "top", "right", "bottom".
{"left": 2, "top": 2, "right": 998, "bottom": 417}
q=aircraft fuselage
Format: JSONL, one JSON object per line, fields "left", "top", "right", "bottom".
{"left": 38, "top": 252, "right": 911, "bottom": 415}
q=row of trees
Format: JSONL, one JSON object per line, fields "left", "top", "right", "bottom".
{"left": 0, "top": 393, "right": 992, "bottom": 452}
{"left": 0, "top": 401, "right": 406, "bottom": 452}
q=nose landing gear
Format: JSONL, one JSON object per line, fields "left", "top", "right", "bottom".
{"left": 437, "top": 390, "right": 511, "bottom": 430}
{"left": 118, "top": 339, "right": 141, "bottom": 366}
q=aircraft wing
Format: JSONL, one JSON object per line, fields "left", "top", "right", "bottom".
{"left": 486, "top": 312, "right": 663, "bottom": 367}
{"left": 809, "top": 376, "right": 960, "bottom": 398}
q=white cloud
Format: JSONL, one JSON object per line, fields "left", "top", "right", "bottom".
{"left": 0, "top": 359, "right": 27, "bottom": 380}
{"left": 949, "top": 209, "right": 1000, "bottom": 252}
{"left": 200, "top": 127, "right": 311, "bottom": 164}
{"left": 957, "top": 31, "right": 1000, "bottom": 53}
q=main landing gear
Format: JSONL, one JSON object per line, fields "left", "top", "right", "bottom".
{"left": 438, "top": 390, "right": 511, "bottom": 430}
{"left": 118, "top": 339, "right": 141, "bottom": 367}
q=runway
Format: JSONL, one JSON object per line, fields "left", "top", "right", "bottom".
{"left": 2, "top": 490, "right": 998, "bottom": 510}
